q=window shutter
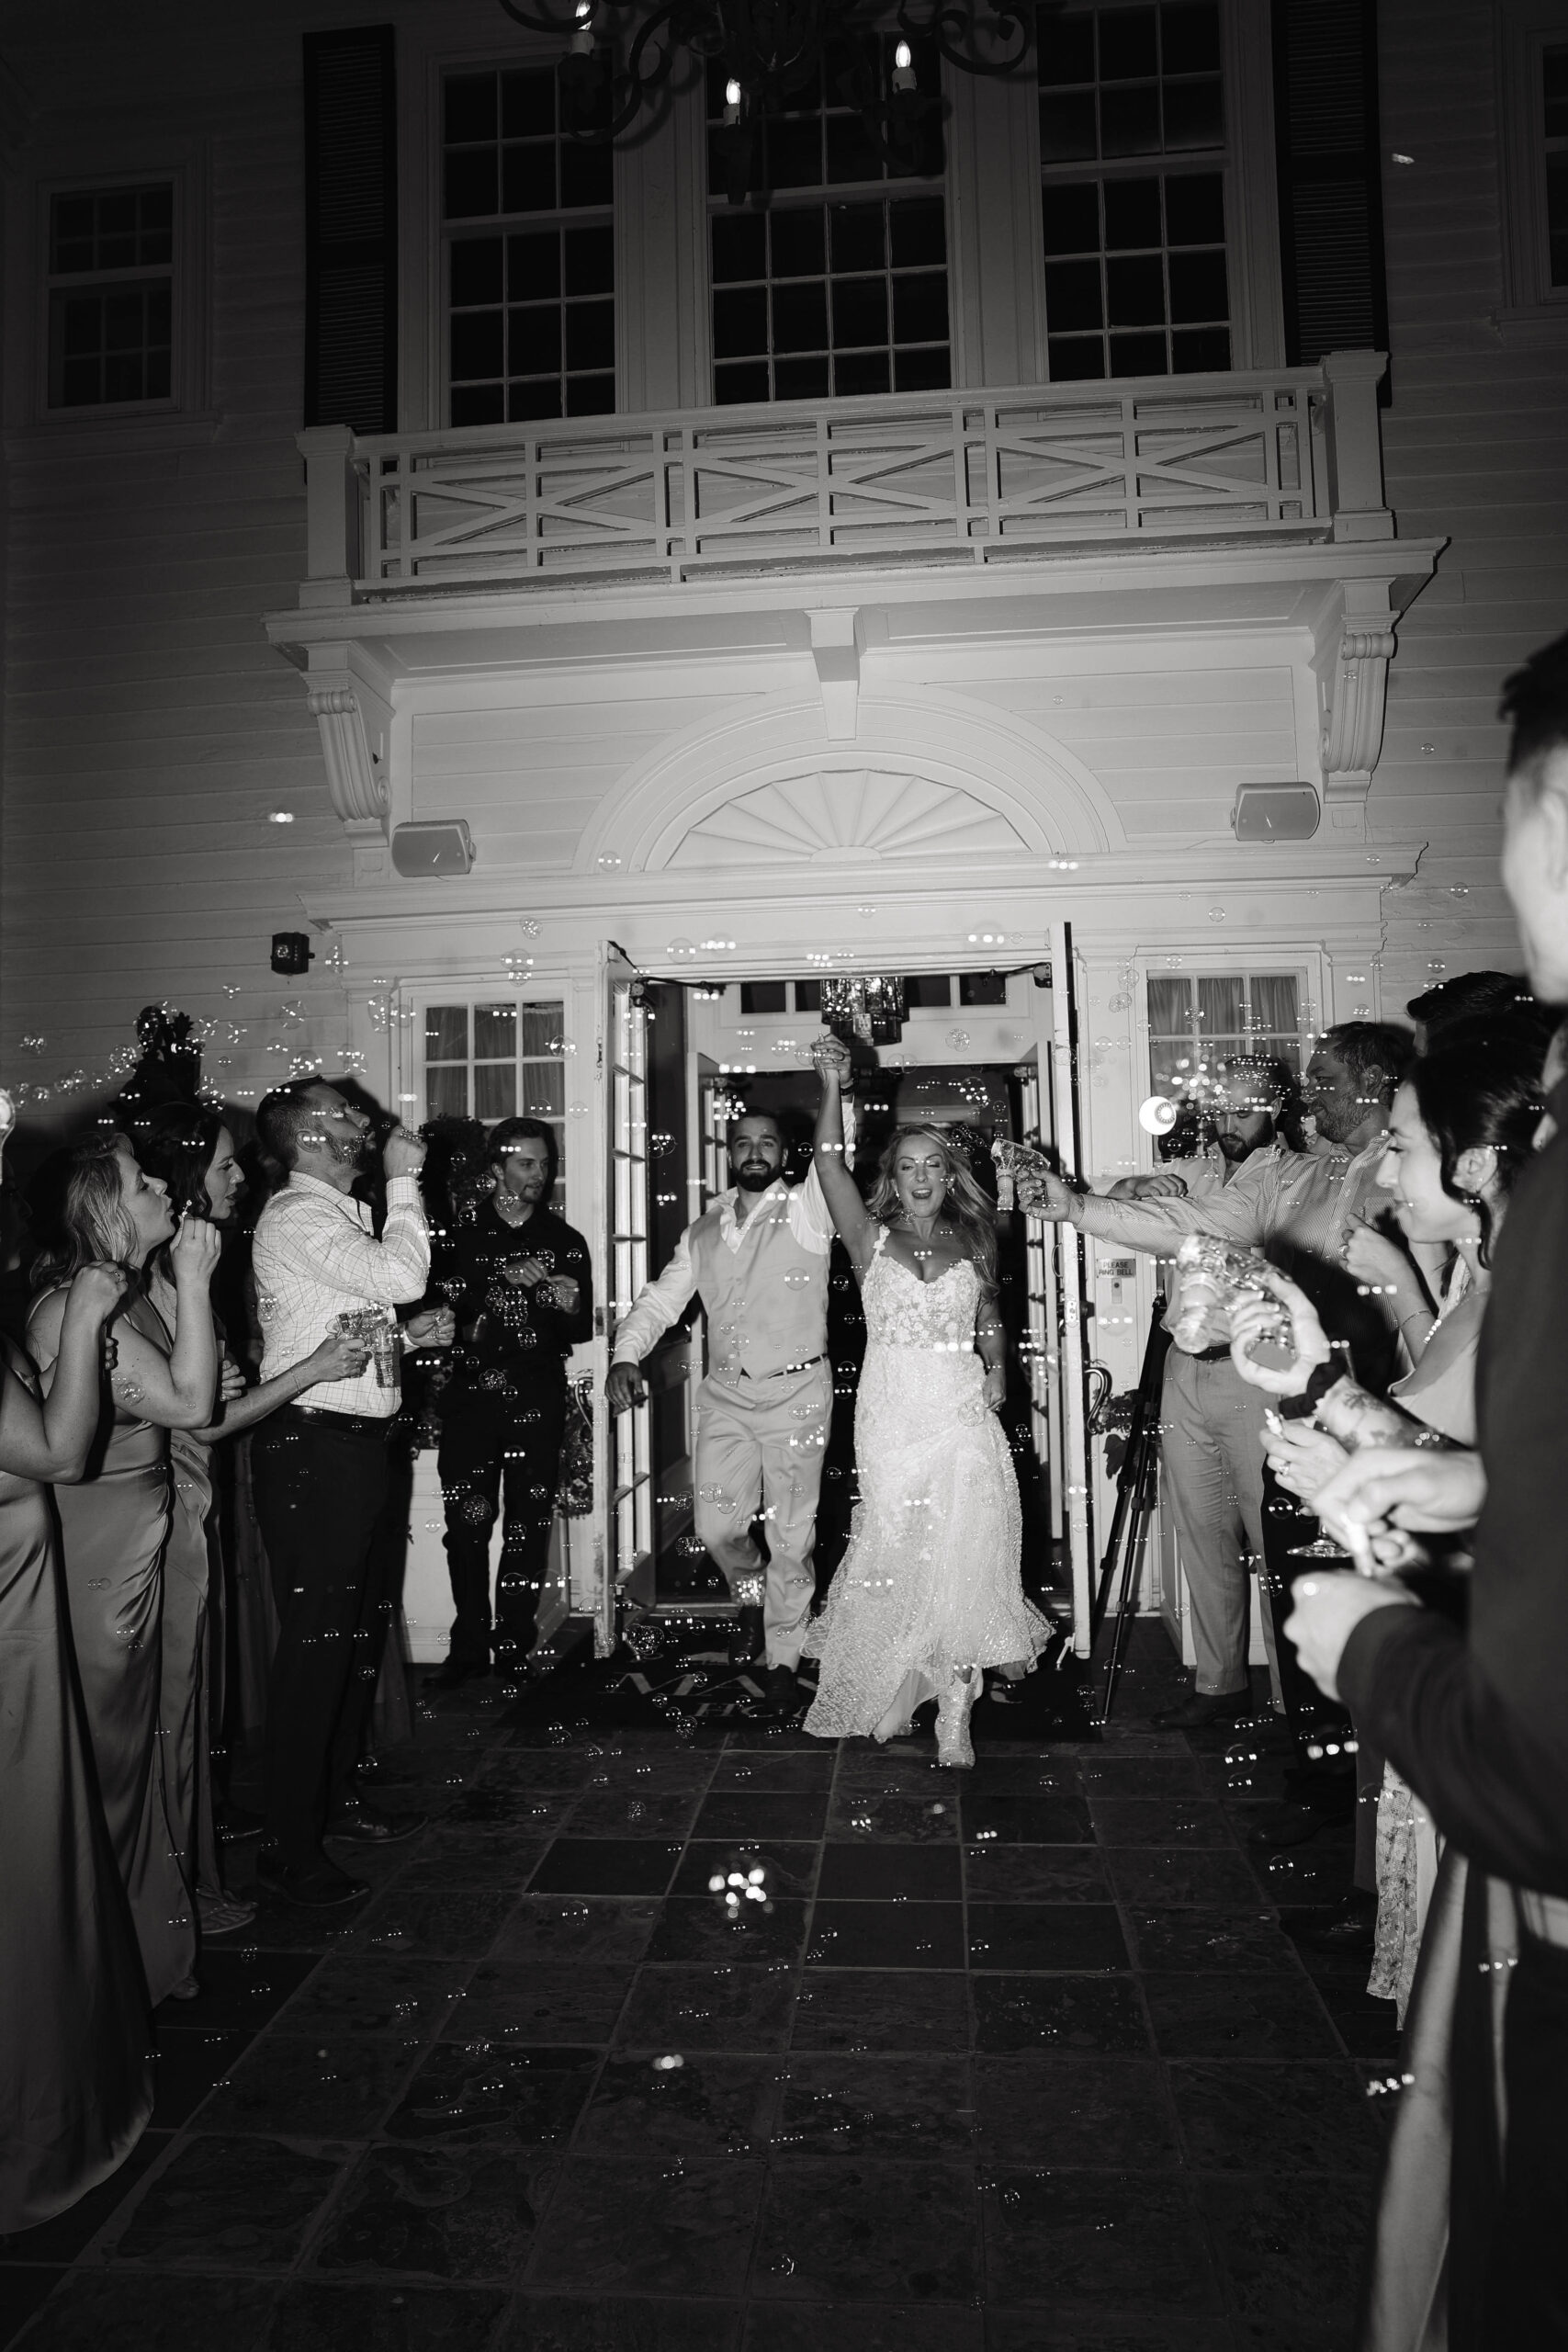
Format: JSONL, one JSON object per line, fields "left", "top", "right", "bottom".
{"left": 1270, "top": 0, "right": 1389, "bottom": 369}
{"left": 303, "top": 25, "right": 398, "bottom": 432}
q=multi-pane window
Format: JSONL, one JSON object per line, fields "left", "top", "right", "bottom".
{"left": 443, "top": 67, "right": 615, "bottom": 424}
{"left": 423, "top": 1000, "right": 568, "bottom": 1193}
{"left": 1039, "top": 3, "right": 1230, "bottom": 380}
{"left": 1546, "top": 41, "right": 1568, "bottom": 289}
{"left": 46, "top": 184, "right": 174, "bottom": 409}
{"left": 1146, "top": 971, "right": 1302, "bottom": 1097}
{"left": 707, "top": 44, "right": 950, "bottom": 402}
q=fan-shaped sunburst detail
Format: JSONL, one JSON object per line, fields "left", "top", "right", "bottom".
{"left": 667, "top": 770, "right": 1025, "bottom": 867}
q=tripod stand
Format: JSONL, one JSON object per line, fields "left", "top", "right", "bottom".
{"left": 1089, "top": 1303, "right": 1171, "bottom": 1725}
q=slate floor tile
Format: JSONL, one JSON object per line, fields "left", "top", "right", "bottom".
{"left": 1197, "top": 2172, "right": 1369, "bottom": 2325}
{"left": 980, "top": 2169, "right": 1220, "bottom": 2312}
{"left": 671, "top": 1844, "right": 819, "bottom": 1901}
{"left": 526, "top": 2156, "right": 764, "bottom": 2296}
{"left": 474, "top": 1753, "right": 599, "bottom": 1792}
{"left": 500, "top": 2295, "right": 743, "bottom": 2351}
{"left": 1107, "top": 1849, "right": 1264, "bottom": 1907}
{"left": 983, "top": 2312, "right": 1232, "bottom": 2352}
{"left": 789, "top": 1971, "right": 971, "bottom": 2053}
{"left": 276, "top": 1956, "right": 473, "bottom": 2042}
{"left": 0, "top": 2134, "right": 175, "bottom": 2267}
{"left": 454, "top": 1965, "right": 635, "bottom": 2046}
{"left": 574, "top": 2052, "right": 779, "bottom": 2158}
{"left": 960, "top": 1792, "right": 1095, "bottom": 1846}
{"left": 744, "top": 2309, "right": 984, "bottom": 2352}
{"left": 971, "top": 1975, "right": 1150, "bottom": 2056}
{"left": 0, "top": 2269, "right": 65, "bottom": 2349}
{"left": 156, "top": 1950, "right": 320, "bottom": 2034}
{"left": 1076, "top": 1758, "right": 1204, "bottom": 1800}
{"left": 644, "top": 1895, "right": 808, "bottom": 1969}
{"left": 827, "top": 1793, "right": 963, "bottom": 1844}
{"left": 528, "top": 1841, "right": 682, "bottom": 1897}
{"left": 384, "top": 2044, "right": 602, "bottom": 2151}
{"left": 12, "top": 2269, "right": 276, "bottom": 2350}
{"left": 973, "top": 2056, "right": 1178, "bottom": 2166}
{"left": 489, "top": 1897, "right": 662, "bottom": 1967}
{"left": 710, "top": 1753, "right": 836, "bottom": 1792}
{"left": 205, "top": 2034, "right": 422, "bottom": 2140}
{"left": 833, "top": 1751, "right": 957, "bottom": 1795}
{"left": 1142, "top": 1973, "right": 1344, "bottom": 2062}
{"left": 107, "top": 2135, "right": 345, "bottom": 2270}
{"left": 807, "top": 1900, "right": 964, "bottom": 1970}
{"left": 961, "top": 1846, "right": 1110, "bottom": 1904}
{"left": 310, "top": 2146, "right": 557, "bottom": 2285}
{"left": 149, "top": 2030, "right": 253, "bottom": 2131}
{"left": 1124, "top": 1909, "right": 1299, "bottom": 1973}
{"left": 566, "top": 1789, "right": 705, "bottom": 1839}
{"left": 269, "top": 2279, "right": 509, "bottom": 2350}
{"left": 967, "top": 1903, "right": 1128, "bottom": 1973}
{"left": 772, "top": 2055, "right": 974, "bottom": 2161}
{"left": 1086, "top": 1800, "right": 1235, "bottom": 1848}
{"left": 350, "top": 1891, "right": 523, "bottom": 1960}
{"left": 694, "top": 1793, "right": 829, "bottom": 1842}
{"left": 751, "top": 2159, "right": 980, "bottom": 2303}
{"left": 615, "top": 1966, "right": 796, "bottom": 2052}
{"left": 818, "top": 1844, "right": 962, "bottom": 1902}
{"left": 390, "top": 1838, "right": 552, "bottom": 1890}
{"left": 1168, "top": 2061, "right": 1383, "bottom": 2174}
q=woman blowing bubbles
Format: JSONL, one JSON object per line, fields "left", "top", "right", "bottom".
{"left": 801, "top": 1042, "right": 1049, "bottom": 1766}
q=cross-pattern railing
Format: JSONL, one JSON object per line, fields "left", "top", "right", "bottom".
{"left": 300, "top": 357, "right": 1390, "bottom": 600}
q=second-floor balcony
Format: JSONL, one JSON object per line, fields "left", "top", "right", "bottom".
{"left": 297, "top": 349, "right": 1398, "bottom": 607}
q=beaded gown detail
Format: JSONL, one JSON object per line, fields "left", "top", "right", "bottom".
{"left": 802, "top": 1234, "right": 1050, "bottom": 1739}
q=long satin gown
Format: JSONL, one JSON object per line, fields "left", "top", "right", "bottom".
{"left": 163, "top": 1425, "right": 225, "bottom": 1902}
{"left": 31, "top": 1293, "right": 197, "bottom": 2007}
{"left": 0, "top": 1342, "right": 153, "bottom": 2229}
{"left": 802, "top": 1231, "right": 1051, "bottom": 1737}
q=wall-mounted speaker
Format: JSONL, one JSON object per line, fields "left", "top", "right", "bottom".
{"left": 390, "top": 820, "right": 476, "bottom": 876}
{"left": 1232, "top": 785, "right": 1320, "bottom": 842}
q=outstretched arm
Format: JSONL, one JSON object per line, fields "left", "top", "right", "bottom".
{"left": 811, "top": 1042, "right": 877, "bottom": 1277}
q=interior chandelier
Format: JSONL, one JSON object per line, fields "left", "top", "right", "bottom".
{"left": 498, "top": 0, "right": 1040, "bottom": 196}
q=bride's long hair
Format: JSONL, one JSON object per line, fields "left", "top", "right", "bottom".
{"left": 866, "top": 1125, "right": 998, "bottom": 1295}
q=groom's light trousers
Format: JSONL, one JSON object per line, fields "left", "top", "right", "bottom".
{"left": 692, "top": 1359, "right": 833, "bottom": 1669}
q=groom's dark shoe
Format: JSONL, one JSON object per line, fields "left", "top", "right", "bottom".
{"left": 747, "top": 1665, "right": 803, "bottom": 1721}
{"left": 728, "top": 1606, "right": 765, "bottom": 1668}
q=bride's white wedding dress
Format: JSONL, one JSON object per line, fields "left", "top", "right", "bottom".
{"left": 802, "top": 1228, "right": 1052, "bottom": 1744}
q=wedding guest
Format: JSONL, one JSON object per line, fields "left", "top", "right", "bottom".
{"left": 137, "top": 1105, "right": 380, "bottom": 1938}
{"left": 1266, "top": 628, "right": 1568, "bottom": 2345}
{"left": 249, "top": 1081, "right": 436, "bottom": 1908}
{"left": 0, "top": 1180, "right": 152, "bottom": 2230}
{"left": 28, "top": 1134, "right": 220, "bottom": 2005}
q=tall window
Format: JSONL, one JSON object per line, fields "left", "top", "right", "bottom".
{"left": 1546, "top": 41, "right": 1568, "bottom": 291}
{"left": 1146, "top": 971, "right": 1302, "bottom": 1096}
{"left": 423, "top": 999, "right": 568, "bottom": 1194}
{"left": 707, "top": 41, "right": 950, "bottom": 402}
{"left": 443, "top": 67, "right": 615, "bottom": 424}
{"left": 46, "top": 184, "right": 174, "bottom": 409}
{"left": 1039, "top": 2, "right": 1231, "bottom": 380}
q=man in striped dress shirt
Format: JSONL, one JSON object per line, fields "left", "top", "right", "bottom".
{"left": 250, "top": 1080, "right": 450, "bottom": 1908}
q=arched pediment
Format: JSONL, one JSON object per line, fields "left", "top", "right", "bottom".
{"left": 668, "top": 768, "right": 1029, "bottom": 867}
{"left": 571, "top": 686, "right": 1124, "bottom": 875}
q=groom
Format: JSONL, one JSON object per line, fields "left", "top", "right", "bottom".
{"left": 606, "top": 1042, "right": 854, "bottom": 1717}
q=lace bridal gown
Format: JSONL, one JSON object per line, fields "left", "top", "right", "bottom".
{"left": 802, "top": 1228, "right": 1051, "bottom": 1757}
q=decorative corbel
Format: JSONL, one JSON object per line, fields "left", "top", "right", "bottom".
{"left": 1312, "top": 584, "right": 1396, "bottom": 837}
{"left": 809, "top": 608, "right": 862, "bottom": 743}
{"left": 302, "top": 647, "right": 394, "bottom": 836}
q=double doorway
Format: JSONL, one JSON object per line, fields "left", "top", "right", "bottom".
{"left": 604, "top": 928, "right": 1096, "bottom": 1659}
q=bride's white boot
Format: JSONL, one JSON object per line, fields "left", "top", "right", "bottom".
{"left": 935, "top": 1667, "right": 977, "bottom": 1770}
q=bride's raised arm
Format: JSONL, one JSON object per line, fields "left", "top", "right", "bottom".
{"left": 811, "top": 1039, "right": 877, "bottom": 1279}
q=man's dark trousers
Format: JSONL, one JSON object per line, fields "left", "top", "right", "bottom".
{"left": 253, "top": 1407, "right": 390, "bottom": 1868}
{"left": 437, "top": 1377, "right": 567, "bottom": 1680}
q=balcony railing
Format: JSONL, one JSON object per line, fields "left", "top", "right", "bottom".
{"left": 298, "top": 353, "right": 1390, "bottom": 602}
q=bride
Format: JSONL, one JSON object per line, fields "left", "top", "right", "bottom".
{"left": 801, "top": 1043, "right": 1051, "bottom": 1765}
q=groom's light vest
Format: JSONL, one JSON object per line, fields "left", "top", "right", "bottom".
{"left": 690, "top": 1186, "right": 829, "bottom": 1382}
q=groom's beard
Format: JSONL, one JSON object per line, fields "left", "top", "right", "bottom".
{"left": 734, "top": 1163, "right": 773, "bottom": 1193}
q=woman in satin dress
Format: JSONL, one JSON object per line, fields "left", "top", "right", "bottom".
{"left": 28, "top": 1135, "right": 220, "bottom": 2006}
{"left": 0, "top": 1200, "right": 153, "bottom": 2227}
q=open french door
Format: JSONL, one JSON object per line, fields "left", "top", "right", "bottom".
{"left": 1045, "top": 922, "right": 1096, "bottom": 1655}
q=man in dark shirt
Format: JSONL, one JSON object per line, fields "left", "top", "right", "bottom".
{"left": 427, "top": 1117, "right": 592, "bottom": 1690}
{"left": 1281, "top": 628, "right": 1568, "bottom": 2345}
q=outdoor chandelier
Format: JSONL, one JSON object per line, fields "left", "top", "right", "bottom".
{"left": 498, "top": 0, "right": 1040, "bottom": 194}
